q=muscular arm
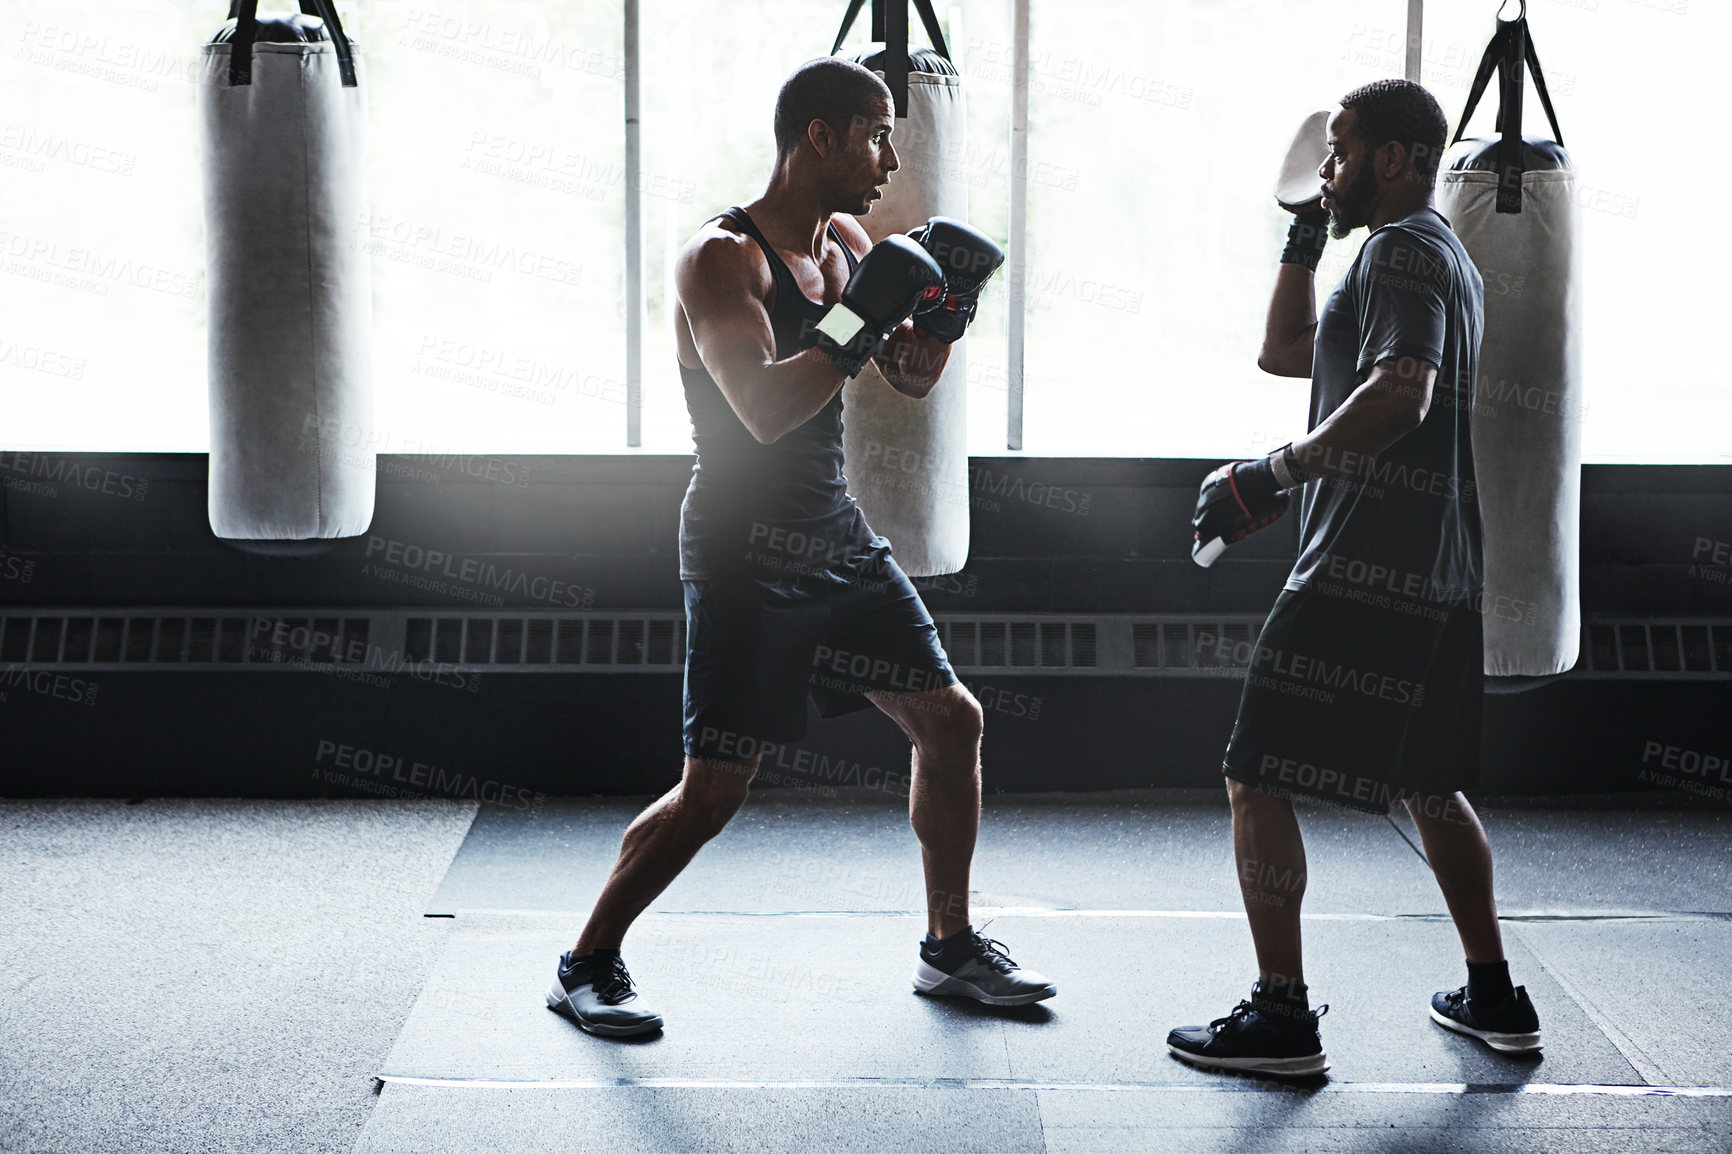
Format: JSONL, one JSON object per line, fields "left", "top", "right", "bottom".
{"left": 833, "top": 215, "right": 950, "bottom": 399}
{"left": 678, "top": 233, "right": 849, "bottom": 445}
{"left": 871, "top": 321, "right": 951, "bottom": 398}
{"left": 1289, "top": 356, "right": 1436, "bottom": 477}
{"left": 1258, "top": 263, "right": 1318, "bottom": 378}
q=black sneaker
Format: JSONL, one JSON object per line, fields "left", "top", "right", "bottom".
{"left": 1430, "top": 985, "right": 1542, "bottom": 1053}
{"left": 912, "top": 927, "right": 1057, "bottom": 1006}
{"left": 1167, "top": 982, "right": 1329, "bottom": 1076}
{"left": 545, "top": 950, "right": 664, "bottom": 1037}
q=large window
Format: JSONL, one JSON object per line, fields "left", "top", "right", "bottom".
{"left": 1015, "top": 0, "right": 1391, "bottom": 458}
{"left": 634, "top": 0, "right": 1019, "bottom": 454}
{"left": 3, "top": 1, "right": 1726, "bottom": 460}
{"left": 356, "top": 0, "right": 627, "bottom": 453}
{"left": 3, "top": 0, "right": 626, "bottom": 454}
{"left": 1424, "top": 0, "right": 1728, "bottom": 464}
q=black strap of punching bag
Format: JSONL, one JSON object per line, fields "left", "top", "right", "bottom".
{"left": 1493, "top": 15, "right": 1526, "bottom": 214}
{"left": 1450, "top": 1, "right": 1564, "bottom": 214}
{"left": 229, "top": 0, "right": 327, "bottom": 16}
{"left": 884, "top": 0, "right": 909, "bottom": 118}
{"left": 832, "top": 0, "right": 950, "bottom": 59}
{"left": 228, "top": 0, "right": 358, "bottom": 88}
{"left": 1522, "top": 35, "right": 1565, "bottom": 150}
{"left": 830, "top": 0, "right": 951, "bottom": 118}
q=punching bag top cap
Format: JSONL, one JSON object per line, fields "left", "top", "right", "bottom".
{"left": 209, "top": 14, "right": 332, "bottom": 45}
{"left": 1448, "top": 136, "right": 1571, "bottom": 174}
{"left": 215, "top": 0, "right": 357, "bottom": 87}
{"left": 852, "top": 46, "right": 958, "bottom": 78}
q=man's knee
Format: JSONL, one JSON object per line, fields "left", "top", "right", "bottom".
{"left": 1226, "top": 776, "right": 1291, "bottom": 817}
{"left": 1402, "top": 791, "right": 1471, "bottom": 828}
{"left": 924, "top": 686, "right": 983, "bottom": 753}
{"left": 680, "top": 755, "right": 757, "bottom": 832}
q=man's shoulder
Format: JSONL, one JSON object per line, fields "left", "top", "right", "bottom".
{"left": 1365, "top": 211, "right": 1452, "bottom": 251}
{"left": 1356, "top": 212, "right": 1461, "bottom": 289}
{"left": 829, "top": 213, "right": 872, "bottom": 257}
{"left": 680, "top": 215, "right": 771, "bottom": 285}
{"left": 686, "top": 212, "right": 751, "bottom": 253}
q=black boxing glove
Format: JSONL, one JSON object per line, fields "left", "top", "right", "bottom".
{"left": 812, "top": 235, "right": 945, "bottom": 377}
{"left": 1191, "top": 450, "right": 1301, "bottom": 568}
{"left": 1280, "top": 208, "right": 1331, "bottom": 272}
{"left": 907, "top": 217, "right": 1005, "bottom": 343}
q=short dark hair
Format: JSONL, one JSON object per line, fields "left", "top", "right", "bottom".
{"left": 773, "top": 58, "right": 891, "bottom": 159}
{"left": 1339, "top": 79, "right": 1449, "bottom": 181}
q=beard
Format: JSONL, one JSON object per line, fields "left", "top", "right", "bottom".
{"left": 1326, "top": 160, "right": 1378, "bottom": 239}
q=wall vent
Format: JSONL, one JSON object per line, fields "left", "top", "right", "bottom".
{"left": 1579, "top": 619, "right": 1732, "bottom": 678}
{"left": 0, "top": 610, "right": 1724, "bottom": 680}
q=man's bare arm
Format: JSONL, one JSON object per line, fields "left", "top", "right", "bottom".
{"left": 678, "top": 233, "right": 849, "bottom": 444}
{"left": 1289, "top": 356, "right": 1436, "bottom": 477}
{"left": 1258, "top": 263, "right": 1318, "bottom": 378}
{"left": 824, "top": 214, "right": 950, "bottom": 399}
{"left": 871, "top": 321, "right": 951, "bottom": 397}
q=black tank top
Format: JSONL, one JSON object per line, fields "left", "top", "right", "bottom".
{"left": 677, "top": 206, "right": 882, "bottom": 581}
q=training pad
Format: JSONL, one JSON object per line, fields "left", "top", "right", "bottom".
{"left": 380, "top": 911, "right": 1636, "bottom": 1087}
{"left": 423, "top": 791, "right": 1450, "bottom": 918}
{"left": 1274, "top": 110, "right": 1331, "bottom": 211}
{"left": 839, "top": 56, "right": 970, "bottom": 577}
{"left": 199, "top": 11, "right": 376, "bottom": 540}
{"left": 1437, "top": 146, "right": 1582, "bottom": 678}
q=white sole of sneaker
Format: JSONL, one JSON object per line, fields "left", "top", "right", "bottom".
{"left": 910, "top": 961, "right": 1057, "bottom": 1006}
{"left": 544, "top": 979, "right": 664, "bottom": 1037}
{"left": 1167, "top": 1044, "right": 1329, "bottom": 1077}
{"left": 1429, "top": 1007, "right": 1543, "bottom": 1052}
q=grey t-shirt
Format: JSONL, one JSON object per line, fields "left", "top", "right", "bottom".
{"left": 1288, "top": 207, "right": 1485, "bottom": 607}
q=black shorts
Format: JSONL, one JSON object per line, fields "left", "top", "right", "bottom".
{"left": 1222, "top": 586, "right": 1484, "bottom": 814}
{"left": 682, "top": 549, "right": 957, "bottom": 760}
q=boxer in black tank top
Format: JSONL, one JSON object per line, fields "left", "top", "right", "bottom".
{"left": 676, "top": 206, "right": 879, "bottom": 583}
{"left": 544, "top": 58, "right": 1055, "bottom": 1039}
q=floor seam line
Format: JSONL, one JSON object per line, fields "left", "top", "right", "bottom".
{"left": 426, "top": 907, "right": 1729, "bottom": 923}
{"left": 373, "top": 1074, "right": 1732, "bottom": 1096}
{"left": 1385, "top": 810, "right": 1431, "bottom": 867}
{"left": 1511, "top": 923, "right": 1670, "bottom": 1086}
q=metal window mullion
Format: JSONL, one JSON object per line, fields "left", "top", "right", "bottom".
{"left": 1006, "top": 0, "right": 1029, "bottom": 451}
{"left": 1405, "top": 0, "right": 1423, "bottom": 83}
{"left": 624, "top": 0, "right": 643, "bottom": 447}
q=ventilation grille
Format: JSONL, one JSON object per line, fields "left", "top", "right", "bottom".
{"left": 0, "top": 611, "right": 1725, "bottom": 679}
{"left": 401, "top": 615, "right": 685, "bottom": 667}
{"left": 0, "top": 614, "right": 374, "bottom": 665}
{"left": 1130, "top": 619, "right": 1262, "bottom": 671}
{"left": 935, "top": 620, "right": 1098, "bottom": 669}
{"left": 1580, "top": 619, "right": 1732, "bottom": 677}
{"left": 0, "top": 612, "right": 687, "bottom": 672}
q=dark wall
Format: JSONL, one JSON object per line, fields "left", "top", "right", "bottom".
{"left": 0, "top": 453, "right": 1727, "bottom": 800}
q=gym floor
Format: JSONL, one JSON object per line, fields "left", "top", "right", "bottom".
{"left": 4, "top": 789, "right": 1728, "bottom": 1153}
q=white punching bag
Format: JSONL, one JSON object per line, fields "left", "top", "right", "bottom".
{"left": 200, "top": 0, "right": 375, "bottom": 542}
{"left": 1435, "top": 11, "right": 1581, "bottom": 680}
{"left": 837, "top": 5, "right": 970, "bottom": 577}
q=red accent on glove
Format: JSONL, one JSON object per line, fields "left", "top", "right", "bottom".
{"left": 1226, "top": 464, "right": 1253, "bottom": 520}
